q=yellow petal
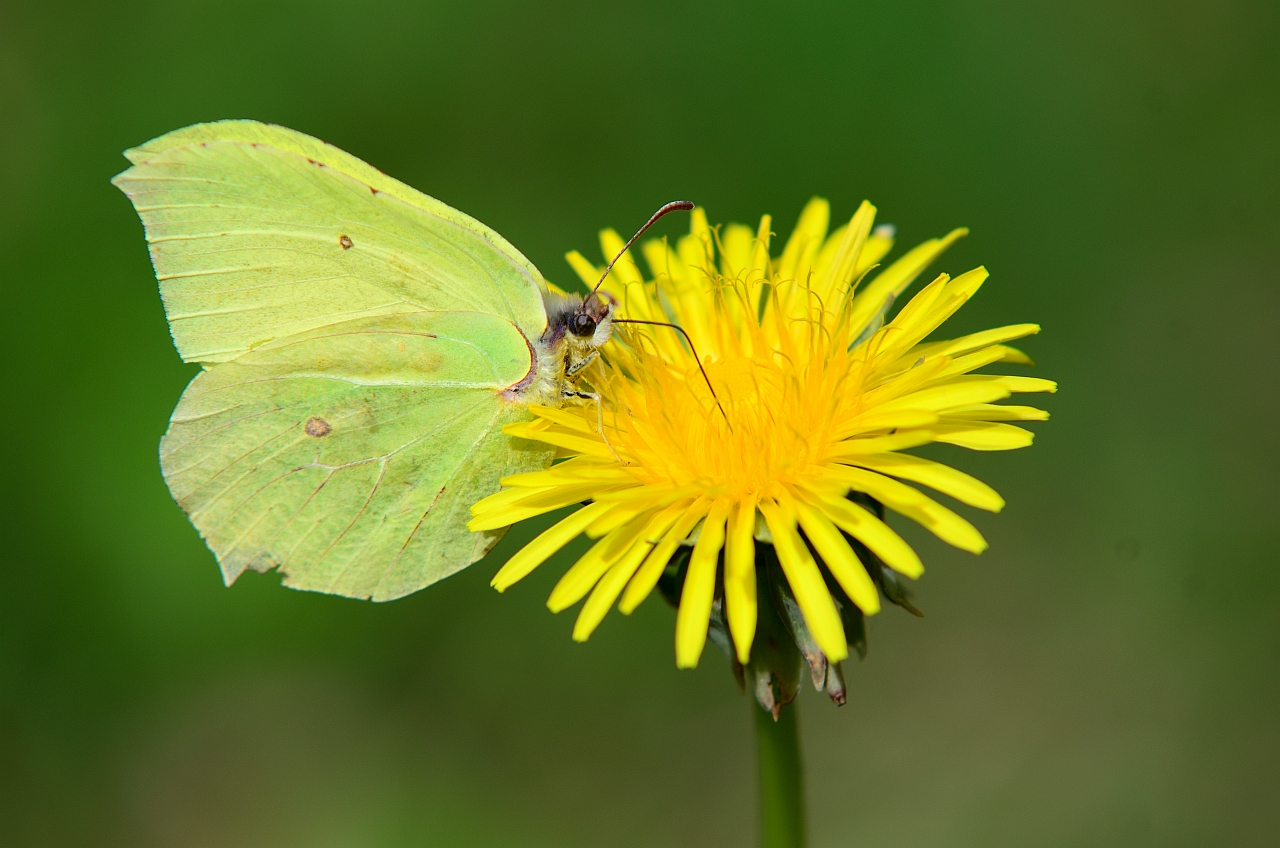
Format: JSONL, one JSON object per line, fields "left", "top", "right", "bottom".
{"left": 484, "top": 479, "right": 627, "bottom": 517}
{"left": 776, "top": 197, "right": 830, "bottom": 283}
{"left": 842, "top": 453, "right": 1005, "bottom": 512}
{"left": 854, "top": 225, "right": 895, "bottom": 274}
{"left": 931, "top": 421, "right": 1035, "bottom": 451}
{"left": 641, "top": 238, "right": 687, "bottom": 287}
{"left": 741, "top": 216, "right": 773, "bottom": 340}
{"left": 719, "top": 223, "right": 756, "bottom": 277}
{"left": 995, "top": 376, "right": 1057, "bottom": 394}
{"left": 802, "top": 486, "right": 923, "bottom": 578}
{"left": 565, "top": 250, "right": 601, "bottom": 290}
{"left": 875, "top": 268, "right": 988, "bottom": 360}
{"left": 818, "top": 200, "right": 875, "bottom": 301}
{"left": 749, "top": 215, "right": 773, "bottom": 281}
{"left": 991, "top": 345, "right": 1035, "bottom": 366}
{"left": 680, "top": 208, "right": 715, "bottom": 272}
{"left": 820, "top": 466, "right": 988, "bottom": 553}
{"left": 791, "top": 494, "right": 881, "bottom": 614}
{"left": 886, "top": 272, "right": 950, "bottom": 328}
{"left": 859, "top": 355, "right": 954, "bottom": 408}
{"left": 547, "top": 511, "right": 654, "bottom": 613}
{"left": 824, "top": 430, "right": 937, "bottom": 460}
{"left": 945, "top": 404, "right": 1050, "bottom": 423}
{"left": 502, "top": 425, "right": 616, "bottom": 459}
{"left": 599, "top": 228, "right": 647, "bottom": 287}
{"left": 872, "top": 379, "right": 1011, "bottom": 414}
{"left": 592, "top": 483, "right": 708, "bottom": 507}
{"left": 847, "top": 227, "right": 968, "bottom": 334}
{"left": 910, "top": 323, "right": 1041, "bottom": 361}
{"left": 500, "top": 460, "right": 631, "bottom": 489}
{"left": 759, "top": 499, "right": 848, "bottom": 662}
{"left": 941, "top": 265, "right": 988, "bottom": 300}
{"left": 641, "top": 237, "right": 709, "bottom": 346}
{"left": 501, "top": 419, "right": 551, "bottom": 439}
{"left": 467, "top": 504, "right": 565, "bottom": 532}
{"left": 672, "top": 232, "right": 717, "bottom": 352}
{"left": 573, "top": 504, "right": 685, "bottom": 641}
{"left": 954, "top": 375, "right": 1057, "bottom": 394}
{"left": 723, "top": 495, "right": 758, "bottom": 664}
{"left": 584, "top": 505, "right": 646, "bottom": 538}
{"left": 470, "top": 483, "right": 552, "bottom": 517}
{"left": 491, "top": 502, "right": 615, "bottom": 591}
{"left": 468, "top": 486, "right": 566, "bottom": 531}
{"left": 808, "top": 223, "right": 847, "bottom": 298}
{"left": 528, "top": 404, "right": 598, "bottom": 433}
{"left": 595, "top": 227, "right": 675, "bottom": 335}
{"left": 923, "top": 346, "right": 1013, "bottom": 381}
{"left": 833, "top": 410, "right": 939, "bottom": 440}
{"left": 618, "top": 497, "right": 712, "bottom": 614}
{"left": 675, "top": 499, "right": 731, "bottom": 668}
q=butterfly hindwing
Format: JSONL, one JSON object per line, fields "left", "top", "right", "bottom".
{"left": 160, "top": 311, "right": 554, "bottom": 600}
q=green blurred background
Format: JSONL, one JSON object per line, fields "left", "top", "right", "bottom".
{"left": 3, "top": 1, "right": 1278, "bottom": 845}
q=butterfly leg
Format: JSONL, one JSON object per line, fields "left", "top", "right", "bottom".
{"left": 562, "top": 388, "right": 625, "bottom": 464}
{"left": 564, "top": 350, "right": 599, "bottom": 380}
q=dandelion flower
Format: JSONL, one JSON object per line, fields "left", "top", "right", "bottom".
{"left": 469, "top": 198, "right": 1053, "bottom": 696}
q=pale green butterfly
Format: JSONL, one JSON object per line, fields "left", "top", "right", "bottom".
{"left": 114, "top": 120, "right": 690, "bottom": 601}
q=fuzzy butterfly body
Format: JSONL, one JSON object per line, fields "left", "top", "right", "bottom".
{"left": 114, "top": 121, "right": 615, "bottom": 600}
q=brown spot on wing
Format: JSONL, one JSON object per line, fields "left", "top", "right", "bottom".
{"left": 338, "top": 234, "right": 353, "bottom": 250}
{"left": 304, "top": 417, "right": 331, "bottom": 437}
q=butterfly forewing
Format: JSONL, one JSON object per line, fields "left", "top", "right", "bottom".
{"left": 160, "top": 312, "right": 553, "bottom": 600}
{"left": 113, "top": 121, "right": 549, "bottom": 364}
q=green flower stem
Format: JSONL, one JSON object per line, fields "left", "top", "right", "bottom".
{"left": 755, "top": 702, "right": 806, "bottom": 848}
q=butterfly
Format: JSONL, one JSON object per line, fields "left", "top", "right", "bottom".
{"left": 114, "top": 120, "right": 688, "bottom": 601}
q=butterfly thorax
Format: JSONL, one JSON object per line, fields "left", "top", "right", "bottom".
{"left": 513, "top": 291, "right": 614, "bottom": 406}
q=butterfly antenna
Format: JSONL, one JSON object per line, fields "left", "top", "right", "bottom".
{"left": 612, "top": 318, "right": 731, "bottom": 429}
{"left": 590, "top": 201, "right": 695, "bottom": 297}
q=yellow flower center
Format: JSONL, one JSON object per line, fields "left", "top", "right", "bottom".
{"left": 608, "top": 310, "right": 847, "bottom": 504}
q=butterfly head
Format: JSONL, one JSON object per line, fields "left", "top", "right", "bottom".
{"left": 538, "top": 289, "right": 615, "bottom": 369}
{"left": 568, "top": 292, "right": 615, "bottom": 347}
{"left": 529, "top": 200, "right": 693, "bottom": 403}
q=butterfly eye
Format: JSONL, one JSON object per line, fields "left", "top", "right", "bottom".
{"left": 570, "top": 313, "right": 597, "bottom": 337}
